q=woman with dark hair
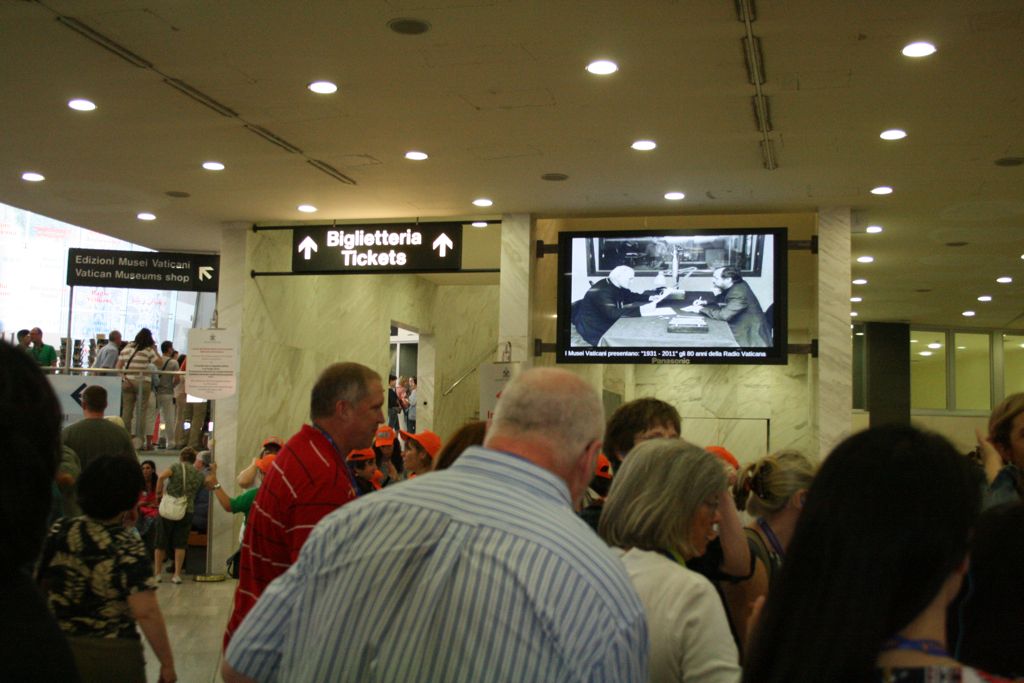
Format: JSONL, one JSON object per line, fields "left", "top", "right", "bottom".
{"left": 153, "top": 447, "right": 206, "bottom": 584}
{"left": 433, "top": 420, "right": 486, "bottom": 471}
{"left": 599, "top": 438, "right": 741, "bottom": 682}
{"left": 116, "top": 328, "right": 162, "bottom": 445}
{"left": 0, "top": 341, "right": 80, "bottom": 681}
{"left": 37, "top": 456, "right": 177, "bottom": 682}
{"left": 136, "top": 459, "right": 159, "bottom": 554}
{"left": 954, "top": 502, "right": 1024, "bottom": 679}
{"left": 742, "top": 425, "right": 1000, "bottom": 683}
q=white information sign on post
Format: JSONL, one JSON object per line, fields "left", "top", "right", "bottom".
{"left": 47, "top": 375, "right": 122, "bottom": 430}
{"left": 478, "top": 362, "right": 520, "bottom": 422}
{"left": 186, "top": 328, "right": 237, "bottom": 400}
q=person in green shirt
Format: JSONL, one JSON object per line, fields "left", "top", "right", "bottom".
{"left": 205, "top": 463, "right": 259, "bottom": 523}
{"left": 29, "top": 327, "right": 57, "bottom": 367}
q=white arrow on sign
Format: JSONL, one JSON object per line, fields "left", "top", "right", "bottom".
{"left": 298, "top": 236, "right": 318, "bottom": 260}
{"left": 198, "top": 266, "right": 214, "bottom": 281}
{"left": 432, "top": 233, "right": 454, "bottom": 257}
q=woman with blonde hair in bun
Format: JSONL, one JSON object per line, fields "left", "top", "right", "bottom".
{"left": 723, "top": 449, "right": 816, "bottom": 652}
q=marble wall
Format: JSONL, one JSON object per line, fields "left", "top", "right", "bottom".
{"left": 234, "top": 229, "right": 500, "bottom": 468}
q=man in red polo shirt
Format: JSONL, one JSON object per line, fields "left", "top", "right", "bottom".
{"left": 223, "top": 362, "right": 384, "bottom": 648}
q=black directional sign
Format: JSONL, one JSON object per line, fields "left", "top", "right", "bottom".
{"left": 291, "top": 222, "right": 463, "bottom": 274}
{"left": 67, "top": 248, "right": 220, "bottom": 292}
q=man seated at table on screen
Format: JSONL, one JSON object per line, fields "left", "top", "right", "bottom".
{"left": 571, "top": 266, "right": 682, "bottom": 346}
{"left": 679, "top": 265, "right": 771, "bottom": 347}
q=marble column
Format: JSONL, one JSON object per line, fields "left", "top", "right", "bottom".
{"left": 815, "top": 207, "right": 853, "bottom": 458}
{"left": 208, "top": 222, "right": 247, "bottom": 572}
{"left": 498, "top": 214, "right": 533, "bottom": 365}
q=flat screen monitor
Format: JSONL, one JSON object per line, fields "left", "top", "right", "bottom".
{"left": 556, "top": 227, "right": 787, "bottom": 365}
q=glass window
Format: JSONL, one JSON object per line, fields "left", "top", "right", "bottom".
{"left": 911, "top": 331, "right": 947, "bottom": 410}
{"left": 954, "top": 333, "right": 990, "bottom": 410}
{"left": 1005, "top": 334, "right": 1024, "bottom": 396}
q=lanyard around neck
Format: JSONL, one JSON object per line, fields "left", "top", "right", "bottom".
{"left": 880, "top": 635, "right": 950, "bottom": 658}
{"left": 312, "top": 424, "right": 362, "bottom": 498}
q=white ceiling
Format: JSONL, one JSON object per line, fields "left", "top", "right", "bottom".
{"left": 2, "top": 0, "right": 1022, "bottom": 329}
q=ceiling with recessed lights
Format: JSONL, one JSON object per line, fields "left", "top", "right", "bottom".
{"left": 0, "top": 0, "right": 1022, "bottom": 329}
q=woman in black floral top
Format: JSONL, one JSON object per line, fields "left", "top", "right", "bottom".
{"left": 37, "top": 456, "right": 177, "bottom": 683}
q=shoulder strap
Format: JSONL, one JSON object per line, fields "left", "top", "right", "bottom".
{"left": 161, "top": 358, "right": 172, "bottom": 371}
{"left": 745, "top": 527, "right": 776, "bottom": 581}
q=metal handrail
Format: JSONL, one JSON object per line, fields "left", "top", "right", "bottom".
{"left": 442, "top": 342, "right": 510, "bottom": 397}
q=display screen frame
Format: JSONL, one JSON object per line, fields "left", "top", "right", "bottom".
{"left": 556, "top": 227, "right": 788, "bottom": 365}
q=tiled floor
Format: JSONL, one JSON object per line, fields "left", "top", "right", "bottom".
{"left": 142, "top": 574, "right": 235, "bottom": 682}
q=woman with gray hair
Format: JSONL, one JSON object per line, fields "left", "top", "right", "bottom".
{"left": 600, "top": 438, "right": 741, "bottom": 683}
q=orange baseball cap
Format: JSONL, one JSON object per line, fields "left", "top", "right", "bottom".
{"left": 375, "top": 425, "right": 396, "bottom": 446}
{"left": 262, "top": 436, "right": 283, "bottom": 448}
{"left": 347, "top": 448, "right": 376, "bottom": 462}
{"left": 400, "top": 430, "right": 441, "bottom": 459}
{"left": 706, "top": 445, "right": 739, "bottom": 470}
{"left": 594, "top": 452, "right": 614, "bottom": 480}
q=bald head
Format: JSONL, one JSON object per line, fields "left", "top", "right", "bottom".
{"left": 486, "top": 368, "right": 605, "bottom": 469}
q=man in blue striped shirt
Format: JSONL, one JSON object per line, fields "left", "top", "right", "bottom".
{"left": 223, "top": 367, "right": 648, "bottom": 683}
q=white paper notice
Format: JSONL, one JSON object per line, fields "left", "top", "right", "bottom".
{"left": 639, "top": 303, "right": 677, "bottom": 317}
{"left": 186, "top": 328, "right": 237, "bottom": 400}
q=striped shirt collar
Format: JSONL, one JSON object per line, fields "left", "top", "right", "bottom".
{"left": 447, "top": 445, "right": 573, "bottom": 508}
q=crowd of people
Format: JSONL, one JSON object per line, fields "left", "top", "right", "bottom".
{"left": 3, "top": 338, "right": 1023, "bottom": 682}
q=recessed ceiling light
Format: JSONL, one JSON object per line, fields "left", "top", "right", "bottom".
{"left": 586, "top": 60, "right": 618, "bottom": 75}
{"left": 297, "top": 204, "right": 317, "bottom": 213}
{"left": 856, "top": 256, "right": 874, "bottom": 263}
{"left": 308, "top": 81, "right": 338, "bottom": 94}
{"left": 21, "top": 172, "right": 45, "bottom": 182}
{"left": 202, "top": 161, "right": 225, "bottom": 171}
{"left": 911, "top": 339, "right": 919, "bottom": 343}
{"left": 855, "top": 332, "right": 864, "bottom": 336}
{"left": 68, "top": 98, "right": 96, "bottom": 111}
{"left": 850, "top": 297, "right": 862, "bottom": 303}
{"left": 996, "top": 276, "right": 1013, "bottom": 284}
{"left": 471, "top": 221, "right": 488, "bottom": 228}
{"left": 871, "top": 186, "right": 893, "bottom": 195}
{"left": 664, "top": 192, "right": 685, "bottom": 200}
{"left": 957, "top": 346, "right": 966, "bottom": 350}
{"left": 852, "top": 279, "right": 868, "bottom": 285}
{"left": 850, "top": 311, "right": 859, "bottom": 317}
{"left": 865, "top": 225, "right": 883, "bottom": 233}
{"left": 962, "top": 310, "right": 976, "bottom": 317}
{"left": 631, "top": 140, "right": 657, "bottom": 151}
{"left": 902, "top": 41, "right": 937, "bottom": 58}
{"left": 919, "top": 351, "right": 933, "bottom": 356}
{"left": 880, "top": 129, "right": 907, "bottom": 140}
{"left": 405, "top": 151, "right": 428, "bottom": 161}
{"left": 977, "top": 295, "right": 992, "bottom": 302}
{"left": 137, "top": 212, "right": 156, "bottom": 221}
{"left": 928, "top": 343, "right": 942, "bottom": 349}
{"left": 472, "top": 198, "right": 493, "bottom": 207}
